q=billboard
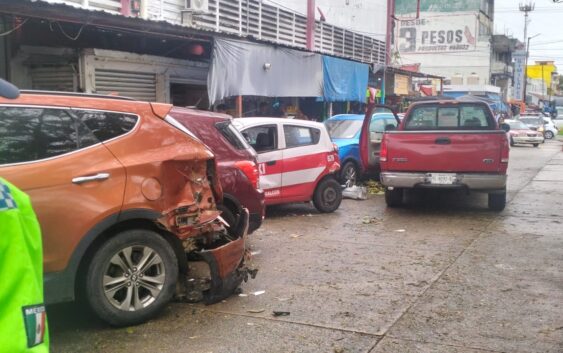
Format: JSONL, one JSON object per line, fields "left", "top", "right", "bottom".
{"left": 513, "top": 51, "right": 526, "bottom": 101}
{"left": 396, "top": 14, "right": 477, "bottom": 54}
{"left": 395, "top": 0, "right": 481, "bottom": 15}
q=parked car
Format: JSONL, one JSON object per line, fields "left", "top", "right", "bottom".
{"left": 324, "top": 112, "right": 398, "bottom": 185}
{"left": 0, "top": 91, "right": 253, "bottom": 326}
{"left": 542, "top": 117, "right": 559, "bottom": 139}
{"left": 359, "top": 101, "right": 511, "bottom": 211}
{"left": 517, "top": 114, "right": 548, "bottom": 141}
{"left": 168, "top": 108, "right": 265, "bottom": 234}
{"left": 232, "top": 118, "right": 342, "bottom": 213}
{"left": 505, "top": 119, "right": 545, "bottom": 147}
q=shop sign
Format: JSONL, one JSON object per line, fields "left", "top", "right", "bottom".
{"left": 394, "top": 74, "right": 409, "bottom": 95}
{"left": 513, "top": 50, "right": 526, "bottom": 101}
{"left": 397, "top": 14, "right": 477, "bottom": 54}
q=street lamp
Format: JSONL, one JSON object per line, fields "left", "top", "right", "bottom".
{"left": 523, "top": 33, "right": 541, "bottom": 104}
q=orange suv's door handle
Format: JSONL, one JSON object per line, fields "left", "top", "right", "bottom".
{"left": 72, "top": 173, "right": 110, "bottom": 184}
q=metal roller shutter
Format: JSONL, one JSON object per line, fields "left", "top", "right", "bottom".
{"left": 94, "top": 69, "right": 157, "bottom": 101}
{"left": 30, "top": 66, "right": 77, "bottom": 92}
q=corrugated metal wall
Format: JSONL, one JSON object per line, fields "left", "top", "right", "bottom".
{"left": 94, "top": 68, "right": 157, "bottom": 101}
{"left": 30, "top": 66, "right": 77, "bottom": 91}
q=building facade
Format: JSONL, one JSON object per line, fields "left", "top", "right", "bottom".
{"left": 527, "top": 61, "right": 558, "bottom": 96}
{"left": 0, "top": 0, "right": 386, "bottom": 107}
{"left": 394, "top": 0, "right": 494, "bottom": 86}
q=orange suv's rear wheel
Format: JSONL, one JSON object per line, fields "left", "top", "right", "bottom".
{"left": 85, "top": 229, "right": 178, "bottom": 326}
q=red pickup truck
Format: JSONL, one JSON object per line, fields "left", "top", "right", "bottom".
{"left": 359, "top": 100, "right": 511, "bottom": 211}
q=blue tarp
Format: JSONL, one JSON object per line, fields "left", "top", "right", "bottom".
{"left": 322, "top": 56, "right": 369, "bottom": 102}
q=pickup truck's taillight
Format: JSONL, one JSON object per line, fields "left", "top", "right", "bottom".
{"left": 380, "top": 134, "right": 388, "bottom": 162}
{"left": 235, "top": 160, "right": 260, "bottom": 190}
{"left": 500, "top": 137, "right": 509, "bottom": 172}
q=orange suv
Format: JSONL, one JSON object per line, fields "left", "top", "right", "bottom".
{"left": 0, "top": 92, "right": 254, "bottom": 326}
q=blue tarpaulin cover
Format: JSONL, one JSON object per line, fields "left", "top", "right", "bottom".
{"left": 322, "top": 56, "right": 369, "bottom": 102}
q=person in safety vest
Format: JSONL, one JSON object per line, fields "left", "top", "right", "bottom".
{"left": 0, "top": 177, "right": 49, "bottom": 353}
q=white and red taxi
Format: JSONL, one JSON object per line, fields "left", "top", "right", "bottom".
{"left": 232, "top": 118, "right": 342, "bottom": 213}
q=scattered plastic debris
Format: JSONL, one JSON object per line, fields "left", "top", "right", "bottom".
{"left": 362, "top": 216, "right": 381, "bottom": 224}
{"left": 342, "top": 185, "right": 368, "bottom": 200}
{"left": 238, "top": 293, "right": 248, "bottom": 297}
{"left": 290, "top": 234, "right": 302, "bottom": 238}
{"left": 272, "top": 311, "right": 290, "bottom": 317}
{"left": 250, "top": 250, "right": 262, "bottom": 256}
{"left": 252, "top": 290, "right": 265, "bottom": 296}
{"left": 395, "top": 229, "right": 406, "bottom": 232}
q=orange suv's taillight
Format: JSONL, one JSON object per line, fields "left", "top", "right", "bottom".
{"left": 235, "top": 160, "right": 260, "bottom": 190}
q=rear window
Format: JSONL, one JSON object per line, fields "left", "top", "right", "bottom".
{"left": 216, "top": 121, "right": 251, "bottom": 150}
{"left": 519, "top": 117, "right": 543, "bottom": 126}
{"left": 405, "top": 105, "right": 493, "bottom": 130}
{"left": 72, "top": 110, "right": 138, "bottom": 142}
{"left": 284, "top": 125, "right": 321, "bottom": 148}
{"left": 325, "top": 119, "right": 363, "bottom": 139}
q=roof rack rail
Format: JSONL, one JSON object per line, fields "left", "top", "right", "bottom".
{"left": 19, "top": 90, "right": 136, "bottom": 101}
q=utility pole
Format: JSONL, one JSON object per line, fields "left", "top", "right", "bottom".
{"left": 306, "top": 0, "right": 315, "bottom": 51}
{"left": 519, "top": 2, "right": 534, "bottom": 103}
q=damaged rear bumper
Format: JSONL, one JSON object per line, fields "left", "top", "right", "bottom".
{"left": 178, "top": 208, "right": 257, "bottom": 304}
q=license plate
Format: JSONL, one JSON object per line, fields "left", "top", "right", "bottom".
{"left": 429, "top": 173, "right": 456, "bottom": 185}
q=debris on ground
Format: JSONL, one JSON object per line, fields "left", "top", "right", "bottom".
{"left": 365, "top": 180, "right": 385, "bottom": 195}
{"left": 362, "top": 216, "right": 381, "bottom": 224}
{"left": 342, "top": 185, "right": 368, "bottom": 200}
{"left": 395, "top": 229, "right": 406, "bottom": 232}
{"left": 247, "top": 309, "right": 265, "bottom": 313}
{"left": 251, "top": 290, "right": 265, "bottom": 296}
{"left": 238, "top": 293, "right": 248, "bottom": 297}
{"left": 290, "top": 233, "right": 302, "bottom": 238}
{"left": 275, "top": 297, "right": 291, "bottom": 301}
{"left": 272, "top": 311, "right": 290, "bottom": 317}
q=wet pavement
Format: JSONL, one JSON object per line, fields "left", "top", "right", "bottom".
{"left": 48, "top": 140, "right": 563, "bottom": 353}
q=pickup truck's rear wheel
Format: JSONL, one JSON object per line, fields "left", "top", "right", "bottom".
{"left": 385, "top": 188, "right": 403, "bottom": 208}
{"left": 85, "top": 229, "right": 178, "bottom": 326}
{"left": 488, "top": 190, "right": 506, "bottom": 211}
{"left": 313, "top": 178, "right": 342, "bottom": 213}
{"left": 510, "top": 137, "right": 515, "bottom": 147}
{"left": 544, "top": 130, "right": 554, "bottom": 139}
{"left": 533, "top": 143, "right": 539, "bottom": 147}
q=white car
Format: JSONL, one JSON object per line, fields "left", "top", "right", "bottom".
{"left": 232, "top": 118, "right": 342, "bottom": 213}
{"left": 553, "top": 107, "right": 563, "bottom": 129}
{"left": 542, "top": 117, "right": 559, "bottom": 139}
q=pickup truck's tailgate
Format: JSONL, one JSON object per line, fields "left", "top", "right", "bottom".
{"left": 385, "top": 131, "right": 506, "bottom": 173}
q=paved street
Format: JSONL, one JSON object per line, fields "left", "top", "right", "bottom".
{"left": 49, "top": 140, "right": 563, "bottom": 353}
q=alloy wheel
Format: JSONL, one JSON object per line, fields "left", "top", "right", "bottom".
{"left": 103, "top": 245, "right": 166, "bottom": 311}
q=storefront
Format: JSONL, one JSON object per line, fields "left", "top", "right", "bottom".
{"left": 208, "top": 38, "right": 369, "bottom": 120}
{"left": 1, "top": 1, "right": 213, "bottom": 106}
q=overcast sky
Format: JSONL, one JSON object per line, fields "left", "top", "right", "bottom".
{"left": 494, "top": 0, "right": 563, "bottom": 69}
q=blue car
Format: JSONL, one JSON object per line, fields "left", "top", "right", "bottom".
{"left": 325, "top": 112, "right": 399, "bottom": 185}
